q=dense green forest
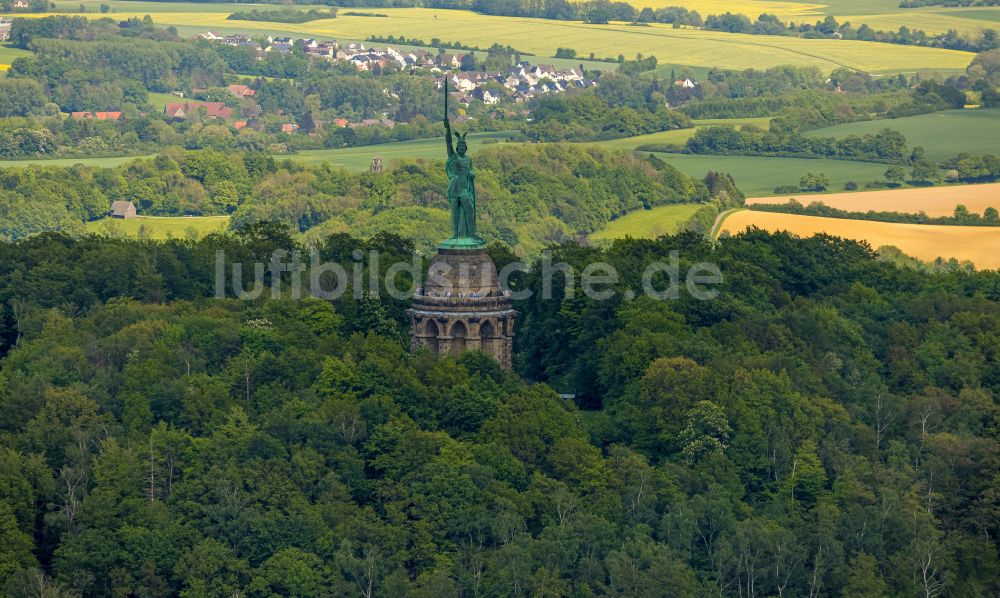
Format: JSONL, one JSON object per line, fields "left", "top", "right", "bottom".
{"left": 0, "top": 227, "right": 998, "bottom": 595}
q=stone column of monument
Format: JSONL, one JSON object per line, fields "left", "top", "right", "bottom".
{"left": 407, "top": 79, "right": 516, "bottom": 368}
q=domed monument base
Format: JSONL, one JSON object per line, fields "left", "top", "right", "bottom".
{"left": 408, "top": 247, "right": 516, "bottom": 369}
{"left": 408, "top": 80, "right": 515, "bottom": 367}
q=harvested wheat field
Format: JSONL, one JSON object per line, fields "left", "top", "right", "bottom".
{"left": 748, "top": 183, "right": 1000, "bottom": 217}
{"left": 720, "top": 210, "right": 1000, "bottom": 268}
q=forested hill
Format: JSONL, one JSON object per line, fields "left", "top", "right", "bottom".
{"left": 0, "top": 146, "right": 710, "bottom": 255}
{"left": 1, "top": 229, "right": 999, "bottom": 595}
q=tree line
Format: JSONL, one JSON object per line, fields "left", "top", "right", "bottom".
{"left": 750, "top": 199, "right": 1000, "bottom": 226}
{"left": 226, "top": 7, "right": 338, "bottom": 23}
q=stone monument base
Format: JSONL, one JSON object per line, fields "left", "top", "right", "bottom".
{"left": 408, "top": 248, "right": 516, "bottom": 369}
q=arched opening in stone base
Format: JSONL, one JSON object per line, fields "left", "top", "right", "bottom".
{"left": 479, "top": 319, "right": 495, "bottom": 355}
{"left": 425, "top": 319, "right": 440, "bottom": 353}
{"left": 451, "top": 320, "right": 468, "bottom": 354}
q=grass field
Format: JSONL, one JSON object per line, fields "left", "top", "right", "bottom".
{"left": 649, "top": 153, "right": 891, "bottom": 197}
{"left": 147, "top": 92, "right": 182, "bottom": 110}
{"left": 286, "top": 131, "right": 516, "bottom": 168}
{"left": 719, "top": 210, "right": 1000, "bottom": 268}
{"left": 807, "top": 109, "right": 1000, "bottom": 162}
{"left": 590, "top": 203, "right": 703, "bottom": 240}
{"left": 0, "top": 44, "right": 31, "bottom": 68}
{"left": 287, "top": 119, "right": 769, "bottom": 170}
{"left": 85, "top": 216, "right": 230, "bottom": 239}
{"left": 35, "top": 3, "right": 975, "bottom": 75}
{"left": 593, "top": 117, "right": 772, "bottom": 152}
{"left": 0, "top": 155, "right": 156, "bottom": 168}
{"left": 747, "top": 182, "right": 1000, "bottom": 216}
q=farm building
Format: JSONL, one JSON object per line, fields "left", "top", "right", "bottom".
{"left": 108, "top": 201, "right": 137, "bottom": 219}
{"left": 164, "top": 102, "right": 234, "bottom": 120}
{"left": 0, "top": 19, "right": 11, "bottom": 42}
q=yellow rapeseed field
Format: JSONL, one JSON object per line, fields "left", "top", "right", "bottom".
{"left": 720, "top": 210, "right": 1000, "bottom": 268}
{"left": 44, "top": 7, "right": 975, "bottom": 74}
{"left": 747, "top": 183, "right": 1000, "bottom": 217}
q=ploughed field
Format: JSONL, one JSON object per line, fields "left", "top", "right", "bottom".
{"left": 39, "top": 2, "right": 976, "bottom": 74}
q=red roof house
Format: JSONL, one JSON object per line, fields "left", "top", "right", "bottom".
{"left": 164, "top": 102, "right": 234, "bottom": 120}
{"left": 227, "top": 84, "right": 256, "bottom": 98}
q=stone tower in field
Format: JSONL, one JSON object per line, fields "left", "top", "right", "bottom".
{"left": 407, "top": 78, "right": 515, "bottom": 368}
{"left": 409, "top": 248, "right": 516, "bottom": 369}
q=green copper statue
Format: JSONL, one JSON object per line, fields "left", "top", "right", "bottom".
{"left": 441, "top": 78, "right": 485, "bottom": 249}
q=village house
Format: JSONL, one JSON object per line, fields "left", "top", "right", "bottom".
{"left": 70, "top": 111, "right": 122, "bottom": 121}
{"left": 471, "top": 88, "right": 499, "bottom": 105}
{"left": 675, "top": 78, "right": 697, "bottom": 88}
{"left": 306, "top": 40, "right": 338, "bottom": 59}
{"left": 163, "top": 102, "right": 234, "bottom": 120}
{"left": 266, "top": 40, "right": 293, "bottom": 53}
{"left": 108, "top": 201, "right": 137, "bottom": 219}
{"left": 196, "top": 31, "right": 222, "bottom": 41}
{"left": 448, "top": 72, "right": 478, "bottom": 92}
{"left": 227, "top": 84, "right": 256, "bottom": 98}
{"left": 0, "top": 19, "right": 12, "bottom": 42}
{"left": 223, "top": 34, "right": 251, "bottom": 46}
{"left": 438, "top": 53, "right": 462, "bottom": 68}
{"left": 12, "top": 0, "right": 28, "bottom": 8}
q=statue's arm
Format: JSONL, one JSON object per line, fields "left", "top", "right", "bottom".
{"left": 444, "top": 118, "right": 454, "bottom": 157}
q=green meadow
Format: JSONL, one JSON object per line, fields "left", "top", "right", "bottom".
{"left": 286, "top": 132, "right": 517, "bottom": 169}
{"left": 288, "top": 119, "right": 770, "bottom": 171}
{"left": 0, "top": 155, "right": 156, "bottom": 168}
{"left": 651, "top": 154, "right": 893, "bottom": 198}
{"left": 0, "top": 44, "right": 31, "bottom": 67}
{"left": 85, "top": 215, "right": 230, "bottom": 239}
{"left": 590, "top": 203, "right": 703, "bottom": 240}
{"left": 807, "top": 109, "right": 1000, "bottom": 162}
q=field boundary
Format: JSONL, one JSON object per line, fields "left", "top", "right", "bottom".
{"left": 710, "top": 208, "right": 744, "bottom": 240}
